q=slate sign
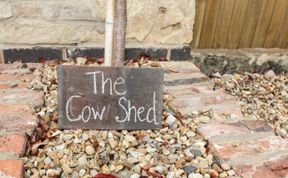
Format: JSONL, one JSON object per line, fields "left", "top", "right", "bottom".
{"left": 57, "top": 65, "right": 164, "bottom": 130}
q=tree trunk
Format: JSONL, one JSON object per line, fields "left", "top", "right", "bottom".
{"left": 104, "top": 0, "right": 126, "bottom": 67}
{"left": 112, "top": 0, "right": 126, "bottom": 67}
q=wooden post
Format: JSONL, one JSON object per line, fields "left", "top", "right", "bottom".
{"left": 104, "top": 0, "right": 115, "bottom": 67}
{"left": 104, "top": 0, "right": 127, "bottom": 67}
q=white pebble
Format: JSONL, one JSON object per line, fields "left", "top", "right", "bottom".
{"left": 166, "top": 114, "right": 177, "bottom": 127}
{"left": 189, "top": 173, "right": 203, "bottom": 178}
{"left": 85, "top": 145, "right": 95, "bottom": 155}
{"left": 221, "top": 163, "right": 231, "bottom": 171}
{"left": 130, "top": 173, "right": 140, "bottom": 178}
{"left": 227, "top": 170, "right": 235, "bottom": 176}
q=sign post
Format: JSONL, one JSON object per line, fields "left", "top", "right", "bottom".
{"left": 105, "top": 0, "right": 126, "bottom": 67}
{"left": 57, "top": 0, "right": 164, "bottom": 130}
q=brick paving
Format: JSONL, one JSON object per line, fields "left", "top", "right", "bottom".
{"left": 162, "top": 62, "right": 288, "bottom": 178}
{"left": 0, "top": 61, "right": 287, "bottom": 178}
{"left": 0, "top": 62, "right": 44, "bottom": 178}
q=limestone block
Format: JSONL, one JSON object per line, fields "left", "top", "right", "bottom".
{"left": 0, "top": 0, "right": 195, "bottom": 45}
{"left": 97, "top": 0, "right": 196, "bottom": 44}
{"left": 0, "top": 2, "right": 13, "bottom": 19}
{"left": 0, "top": 20, "right": 104, "bottom": 44}
{"left": 14, "top": 0, "right": 102, "bottom": 21}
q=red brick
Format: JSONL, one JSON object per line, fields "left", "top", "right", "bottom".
{"left": 171, "top": 98, "right": 241, "bottom": 116}
{"left": 0, "top": 63, "right": 42, "bottom": 71}
{"left": 0, "top": 103, "right": 33, "bottom": 116}
{"left": 0, "top": 63, "right": 23, "bottom": 71}
{"left": 239, "top": 120, "right": 273, "bottom": 132}
{"left": 211, "top": 135, "right": 288, "bottom": 161}
{"left": 26, "top": 63, "right": 43, "bottom": 69}
{"left": 164, "top": 72, "right": 208, "bottom": 81}
{"left": 252, "top": 166, "right": 278, "bottom": 178}
{"left": 0, "top": 134, "right": 27, "bottom": 156}
{"left": 177, "top": 93, "right": 238, "bottom": 105}
{"left": 0, "top": 74, "right": 33, "bottom": 82}
{"left": 161, "top": 61, "right": 201, "bottom": 73}
{"left": 165, "top": 83, "right": 225, "bottom": 97}
{"left": 0, "top": 83, "right": 28, "bottom": 90}
{"left": 234, "top": 164, "right": 277, "bottom": 178}
{"left": 265, "top": 155, "right": 288, "bottom": 177}
{"left": 0, "top": 113, "right": 38, "bottom": 134}
{"left": 0, "top": 90, "right": 44, "bottom": 109}
{"left": 213, "top": 108, "right": 243, "bottom": 118}
{"left": 0, "top": 160, "right": 24, "bottom": 178}
{"left": 0, "top": 68, "right": 32, "bottom": 75}
{"left": 198, "top": 121, "right": 250, "bottom": 139}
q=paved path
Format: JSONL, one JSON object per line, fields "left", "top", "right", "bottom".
{"left": 0, "top": 62, "right": 44, "bottom": 178}
{"left": 162, "top": 62, "right": 288, "bottom": 178}
{"left": 0, "top": 61, "right": 287, "bottom": 178}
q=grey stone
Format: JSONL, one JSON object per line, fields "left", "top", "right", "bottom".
{"left": 190, "top": 149, "right": 203, "bottom": 157}
{"left": 183, "top": 166, "right": 197, "bottom": 174}
{"left": 44, "top": 157, "right": 52, "bottom": 165}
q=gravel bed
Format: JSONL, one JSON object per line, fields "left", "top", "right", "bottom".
{"left": 213, "top": 71, "right": 288, "bottom": 138}
{"left": 23, "top": 59, "right": 235, "bottom": 178}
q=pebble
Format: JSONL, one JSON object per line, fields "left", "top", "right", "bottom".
{"left": 227, "top": 169, "right": 236, "bottom": 176}
{"left": 221, "top": 163, "right": 231, "bottom": 171}
{"left": 69, "top": 160, "right": 79, "bottom": 168}
{"left": 43, "top": 157, "right": 52, "bottom": 165}
{"left": 71, "top": 171, "right": 79, "bottom": 178}
{"left": 108, "top": 139, "right": 118, "bottom": 149}
{"left": 46, "top": 169, "right": 60, "bottom": 177}
{"left": 82, "top": 134, "right": 89, "bottom": 141}
{"left": 183, "top": 166, "right": 197, "bottom": 174}
{"left": 62, "top": 134, "right": 73, "bottom": 142}
{"left": 166, "top": 114, "right": 177, "bottom": 128}
{"left": 166, "top": 172, "right": 175, "bottom": 178}
{"left": 212, "top": 163, "right": 222, "bottom": 173}
{"left": 198, "top": 116, "right": 210, "bottom": 124}
{"left": 184, "top": 148, "right": 194, "bottom": 158}
{"left": 78, "top": 155, "right": 88, "bottom": 166}
{"left": 130, "top": 173, "right": 140, "bottom": 178}
{"left": 155, "top": 165, "right": 164, "bottom": 173}
{"left": 189, "top": 173, "right": 204, "bottom": 178}
{"left": 219, "top": 171, "right": 228, "bottom": 178}
{"left": 76, "top": 57, "right": 87, "bottom": 65}
{"left": 62, "top": 165, "right": 73, "bottom": 174}
{"left": 124, "top": 135, "right": 136, "bottom": 142}
{"left": 190, "top": 149, "right": 203, "bottom": 157}
{"left": 79, "top": 169, "right": 86, "bottom": 177}
{"left": 265, "top": 70, "right": 276, "bottom": 78}
{"left": 198, "top": 159, "right": 209, "bottom": 169}
{"left": 55, "top": 144, "right": 65, "bottom": 150}
{"left": 85, "top": 145, "right": 95, "bottom": 155}
{"left": 90, "top": 169, "right": 98, "bottom": 176}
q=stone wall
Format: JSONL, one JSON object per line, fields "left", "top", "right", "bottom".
{"left": 191, "top": 49, "right": 288, "bottom": 75}
{"left": 0, "top": 0, "right": 195, "bottom": 48}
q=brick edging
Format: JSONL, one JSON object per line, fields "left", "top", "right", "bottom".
{"left": 1, "top": 47, "right": 191, "bottom": 63}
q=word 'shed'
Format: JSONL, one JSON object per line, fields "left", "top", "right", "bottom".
{"left": 57, "top": 65, "right": 164, "bottom": 130}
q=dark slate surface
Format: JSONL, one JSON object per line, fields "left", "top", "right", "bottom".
{"left": 4, "top": 48, "right": 63, "bottom": 63}
{"left": 170, "top": 47, "right": 191, "bottom": 61}
{"left": 125, "top": 48, "right": 167, "bottom": 60}
{"left": 57, "top": 65, "right": 164, "bottom": 130}
{"left": 67, "top": 48, "right": 104, "bottom": 59}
